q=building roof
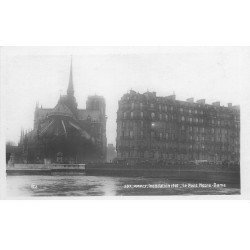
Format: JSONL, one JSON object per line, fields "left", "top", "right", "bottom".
{"left": 49, "top": 102, "right": 74, "bottom": 118}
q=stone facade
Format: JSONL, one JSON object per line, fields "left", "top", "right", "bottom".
{"left": 116, "top": 90, "right": 240, "bottom": 165}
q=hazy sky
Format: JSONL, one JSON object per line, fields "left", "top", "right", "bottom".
{"left": 2, "top": 47, "right": 244, "bottom": 145}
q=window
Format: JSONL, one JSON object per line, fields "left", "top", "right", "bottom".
{"left": 189, "top": 109, "right": 192, "bottom": 114}
{"left": 131, "top": 111, "right": 134, "bottom": 118}
{"left": 123, "top": 112, "right": 127, "bottom": 118}
{"left": 140, "top": 131, "right": 143, "bottom": 137}
{"left": 150, "top": 103, "right": 154, "bottom": 108}
{"left": 131, "top": 103, "right": 135, "bottom": 109}
{"left": 165, "top": 114, "right": 168, "bottom": 120}
{"left": 151, "top": 113, "right": 155, "bottom": 118}
{"left": 159, "top": 132, "right": 163, "bottom": 138}
{"left": 159, "top": 105, "right": 162, "bottom": 111}
{"left": 125, "top": 130, "right": 129, "bottom": 137}
{"left": 181, "top": 116, "right": 185, "bottom": 121}
{"left": 180, "top": 108, "right": 183, "bottom": 112}
{"left": 195, "top": 110, "right": 198, "bottom": 114}
{"left": 166, "top": 133, "right": 169, "bottom": 139}
{"left": 129, "top": 131, "right": 133, "bottom": 138}
{"left": 140, "top": 112, "right": 143, "bottom": 118}
{"left": 140, "top": 103, "right": 143, "bottom": 109}
{"left": 189, "top": 117, "right": 192, "bottom": 122}
{"left": 159, "top": 114, "right": 162, "bottom": 120}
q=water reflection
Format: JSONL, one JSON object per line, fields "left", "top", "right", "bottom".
{"left": 5, "top": 175, "right": 240, "bottom": 197}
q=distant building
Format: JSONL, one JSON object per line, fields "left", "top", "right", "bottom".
{"left": 6, "top": 142, "right": 20, "bottom": 165}
{"left": 18, "top": 59, "right": 107, "bottom": 164}
{"left": 107, "top": 143, "right": 117, "bottom": 162}
{"left": 116, "top": 90, "right": 240, "bottom": 165}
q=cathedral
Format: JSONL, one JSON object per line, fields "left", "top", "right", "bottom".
{"left": 18, "top": 59, "right": 107, "bottom": 164}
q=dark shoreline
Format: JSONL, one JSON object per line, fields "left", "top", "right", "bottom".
{"left": 6, "top": 164, "right": 240, "bottom": 186}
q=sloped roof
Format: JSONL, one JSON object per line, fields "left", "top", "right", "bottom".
{"left": 49, "top": 102, "right": 74, "bottom": 118}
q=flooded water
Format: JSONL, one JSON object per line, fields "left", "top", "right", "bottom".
{"left": 5, "top": 174, "right": 240, "bottom": 197}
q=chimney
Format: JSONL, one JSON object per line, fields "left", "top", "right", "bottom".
{"left": 228, "top": 103, "right": 232, "bottom": 108}
{"left": 186, "top": 98, "right": 194, "bottom": 103}
{"left": 212, "top": 101, "right": 220, "bottom": 107}
{"left": 197, "top": 99, "right": 205, "bottom": 104}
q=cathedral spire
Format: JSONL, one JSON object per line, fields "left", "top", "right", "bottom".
{"left": 67, "top": 56, "right": 74, "bottom": 96}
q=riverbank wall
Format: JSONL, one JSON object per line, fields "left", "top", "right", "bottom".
{"left": 85, "top": 166, "right": 240, "bottom": 185}
{"left": 6, "top": 163, "right": 240, "bottom": 185}
{"left": 6, "top": 164, "right": 86, "bottom": 175}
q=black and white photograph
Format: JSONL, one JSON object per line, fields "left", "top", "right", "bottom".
{"left": 0, "top": 46, "right": 242, "bottom": 198}
{"left": 2, "top": 2, "right": 250, "bottom": 250}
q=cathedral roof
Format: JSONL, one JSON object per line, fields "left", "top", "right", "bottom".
{"left": 49, "top": 102, "right": 75, "bottom": 118}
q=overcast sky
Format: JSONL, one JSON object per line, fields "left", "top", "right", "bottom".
{"left": 2, "top": 47, "right": 244, "bottom": 145}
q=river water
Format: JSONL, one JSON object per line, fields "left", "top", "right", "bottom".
{"left": 5, "top": 175, "right": 240, "bottom": 197}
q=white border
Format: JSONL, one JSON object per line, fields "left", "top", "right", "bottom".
{"left": 1, "top": 1, "right": 250, "bottom": 250}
